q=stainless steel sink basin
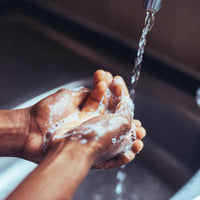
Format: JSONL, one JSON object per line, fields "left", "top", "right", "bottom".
{"left": 0, "top": 1, "right": 200, "bottom": 199}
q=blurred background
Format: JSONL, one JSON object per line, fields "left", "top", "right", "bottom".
{"left": 0, "top": 0, "right": 199, "bottom": 200}
{"left": 37, "top": 0, "right": 200, "bottom": 76}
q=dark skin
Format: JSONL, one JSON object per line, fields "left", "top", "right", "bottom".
{"left": 0, "top": 70, "right": 146, "bottom": 199}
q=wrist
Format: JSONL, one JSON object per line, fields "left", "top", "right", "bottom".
{"left": 0, "top": 108, "right": 30, "bottom": 158}
{"left": 47, "top": 139, "right": 98, "bottom": 165}
{"left": 42, "top": 140, "right": 96, "bottom": 199}
{"left": 8, "top": 140, "right": 97, "bottom": 200}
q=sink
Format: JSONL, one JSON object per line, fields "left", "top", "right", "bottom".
{"left": 0, "top": 1, "right": 200, "bottom": 199}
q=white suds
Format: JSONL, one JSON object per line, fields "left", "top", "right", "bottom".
{"left": 80, "top": 139, "right": 87, "bottom": 144}
{"left": 112, "top": 138, "right": 117, "bottom": 144}
{"left": 69, "top": 86, "right": 85, "bottom": 91}
{"left": 42, "top": 84, "right": 135, "bottom": 154}
{"left": 69, "top": 86, "right": 88, "bottom": 97}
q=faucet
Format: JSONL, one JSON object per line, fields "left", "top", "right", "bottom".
{"left": 143, "top": 0, "right": 163, "bottom": 13}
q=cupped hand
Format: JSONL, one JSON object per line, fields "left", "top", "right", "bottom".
{"left": 23, "top": 70, "right": 146, "bottom": 166}
{"left": 48, "top": 70, "right": 146, "bottom": 168}
{"left": 23, "top": 86, "right": 90, "bottom": 162}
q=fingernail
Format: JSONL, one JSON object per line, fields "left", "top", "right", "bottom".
{"left": 114, "top": 76, "right": 123, "bottom": 85}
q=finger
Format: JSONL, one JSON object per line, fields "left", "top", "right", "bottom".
{"left": 72, "top": 87, "right": 91, "bottom": 106}
{"left": 94, "top": 129, "right": 145, "bottom": 169}
{"left": 93, "top": 70, "right": 114, "bottom": 111}
{"left": 112, "top": 92, "right": 133, "bottom": 121}
{"left": 93, "top": 151, "right": 135, "bottom": 169}
{"left": 131, "top": 140, "right": 144, "bottom": 154}
{"left": 136, "top": 127, "right": 146, "bottom": 140}
{"left": 50, "top": 88, "right": 90, "bottom": 108}
{"left": 111, "top": 76, "right": 129, "bottom": 98}
{"left": 110, "top": 76, "right": 133, "bottom": 117}
{"left": 82, "top": 81, "right": 108, "bottom": 113}
{"left": 94, "top": 70, "right": 113, "bottom": 86}
{"left": 133, "top": 119, "right": 142, "bottom": 127}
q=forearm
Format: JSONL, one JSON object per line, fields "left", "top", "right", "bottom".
{"left": 7, "top": 140, "right": 96, "bottom": 200}
{"left": 0, "top": 108, "right": 30, "bottom": 157}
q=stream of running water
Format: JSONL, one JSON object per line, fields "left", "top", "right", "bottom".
{"left": 115, "top": 10, "right": 156, "bottom": 200}
{"left": 130, "top": 10, "right": 155, "bottom": 99}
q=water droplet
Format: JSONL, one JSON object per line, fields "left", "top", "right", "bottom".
{"left": 77, "top": 135, "right": 82, "bottom": 139}
{"left": 119, "top": 135, "right": 125, "bottom": 141}
{"left": 115, "top": 183, "right": 123, "bottom": 195}
{"left": 116, "top": 171, "right": 126, "bottom": 181}
{"left": 80, "top": 139, "right": 87, "bottom": 144}
{"left": 115, "top": 170, "right": 127, "bottom": 200}
{"left": 71, "top": 136, "right": 76, "bottom": 140}
{"left": 94, "top": 137, "right": 98, "bottom": 140}
{"left": 120, "top": 165, "right": 126, "bottom": 169}
{"left": 112, "top": 138, "right": 117, "bottom": 144}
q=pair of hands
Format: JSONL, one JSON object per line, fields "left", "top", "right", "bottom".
{"left": 23, "top": 70, "right": 146, "bottom": 168}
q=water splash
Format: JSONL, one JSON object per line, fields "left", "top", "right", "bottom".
{"left": 131, "top": 10, "right": 155, "bottom": 99}
{"left": 115, "top": 168, "right": 127, "bottom": 200}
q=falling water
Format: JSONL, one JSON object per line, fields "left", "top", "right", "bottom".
{"left": 130, "top": 10, "right": 155, "bottom": 99}
{"left": 115, "top": 166, "right": 126, "bottom": 200}
{"left": 115, "top": 10, "right": 156, "bottom": 200}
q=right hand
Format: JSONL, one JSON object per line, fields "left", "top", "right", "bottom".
{"left": 49, "top": 70, "right": 146, "bottom": 168}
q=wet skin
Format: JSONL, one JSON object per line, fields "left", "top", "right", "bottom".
{"left": 0, "top": 70, "right": 146, "bottom": 200}
{"left": 24, "top": 70, "right": 146, "bottom": 167}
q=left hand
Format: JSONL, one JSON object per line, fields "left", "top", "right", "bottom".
{"left": 23, "top": 87, "right": 90, "bottom": 163}
{"left": 46, "top": 70, "right": 146, "bottom": 168}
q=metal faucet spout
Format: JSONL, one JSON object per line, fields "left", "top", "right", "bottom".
{"left": 143, "top": 0, "right": 163, "bottom": 13}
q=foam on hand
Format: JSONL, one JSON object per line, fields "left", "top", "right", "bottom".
{"left": 42, "top": 85, "right": 136, "bottom": 155}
